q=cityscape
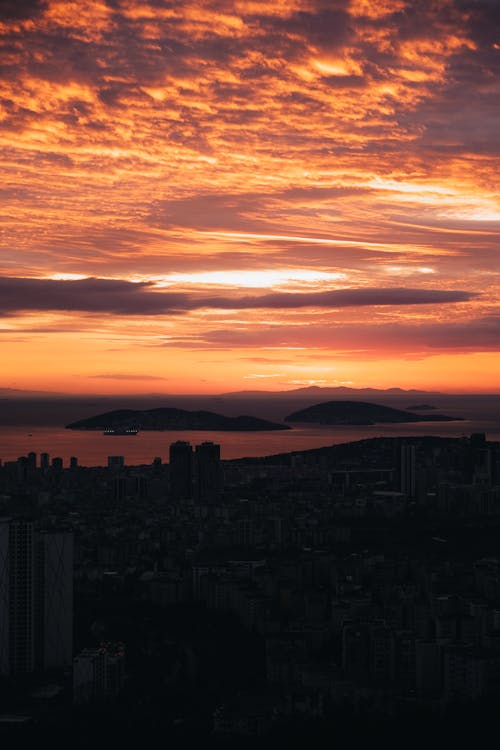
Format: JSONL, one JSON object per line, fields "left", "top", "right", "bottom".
{"left": 2, "top": 429, "right": 500, "bottom": 744}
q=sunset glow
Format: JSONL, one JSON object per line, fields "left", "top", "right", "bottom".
{"left": 1, "top": 0, "right": 499, "bottom": 394}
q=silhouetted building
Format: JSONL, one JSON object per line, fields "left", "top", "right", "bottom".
{"left": 36, "top": 530, "right": 74, "bottom": 670}
{"left": 73, "top": 643, "right": 125, "bottom": 704}
{"left": 16, "top": 456, "right": 28, "bottom": 482}
{"left": 195, "top": 441, "right": 222, "bottom": 504}
{"left": 415, "top": 640, "right": 442, "bottom": 697}
{"left": 400, "top": 444, "right": 416, "bottom": 498}
{"left": 40, "top": 452, "right": 49, "bottom": 471}
{"left": 108, "top": 456, "right": 124, "bottom": 469}
{"left": 112, "top": 477, "right": 126, "bottom": 505}
{"left": 169, "top": 441, "right": 193, "bottom": 501}
{"left": 0, "top": 519, "right": 35, "bottom": 675}
{"left": 0, "top": 519, "right": 73, "bottom": 676}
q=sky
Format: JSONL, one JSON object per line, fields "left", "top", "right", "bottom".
{"left": 1, "top": 0, "right": 499, "bottom": 395}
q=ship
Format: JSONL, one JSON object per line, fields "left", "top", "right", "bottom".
{"left": 103, "top": 427, "right": 139, "bottom": 435}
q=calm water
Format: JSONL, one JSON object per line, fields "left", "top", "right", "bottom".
{"left": 1, "top": 418, "right": 499, "bottom": 466}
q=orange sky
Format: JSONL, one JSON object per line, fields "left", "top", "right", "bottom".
{"left": 1, "top": 0, "right": 499, "bottom": 394}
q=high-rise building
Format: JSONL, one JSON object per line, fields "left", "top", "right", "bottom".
{"left": 40, "top": 452, "right": 50, "bottom": 471}
{"left": 0, "top": 519, "right": 36, "bottom": 675}
{"left": 16, "top": 456, "right": 28, "bottom": 482}
{"left": 107, "top": 455, "right": 124, "bottom": 469}
{"left": 37, "top": 530, "right": 74, "bottom": 670}
{"left": 0, "top": 518, "right": 73, "bottom": 677}
{"left": 73, "top": 643, "right": 125, "bottom": 704}
{"left": 400, "top": 444, "right": 416, "bottom": 498}
{"left": 194, "top": 441, "right": 222, "bottom": 504}
{"left": 169, "top": 441, "right": 193, "bottom": 500}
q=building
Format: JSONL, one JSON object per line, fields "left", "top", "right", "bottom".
{"left": 169, "top": 441, "right": 193, "bottom": 500}
{"left": 0, "top": 518, "right": 73, "bottom": 677}
{"left": 73, "top": 643, "right": 125, "bottom": 704}
{"left": 0, "top": 519, "right": 36, "bottom": 675}
{"left": 400, "top": 444, "right": 416, "bottom": 498}
{"left": 195, "top": 441, "right": 222, "bottom": 504}
{"left": 37, "top": 530, "right": 74, "bottom": 670}
{"left": 107, "top": 456, "right": 124, "bottom": 470}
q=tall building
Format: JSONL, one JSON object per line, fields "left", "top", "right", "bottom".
{"left": 108, "top": 455, "right": 124, "bottom": 469}
{"left": 195, "top": 441, "right": 222, "bottom": 504}
{"left": 400, "top": 444, "right": 416, "bottom": 498}
{"left": 73, "top": 643, "right": 125, "bottom": 704}
{"left": 37, "top": 530, "right": 74, "bottom": 670}
{"left": 0, "top": 518, "right": 73, "bottom": 677}
{"left": 0, "top": 519, "right": 36, "bottom": 675}
{"left": 169, "top": 441, "right": 193, "bottom": 500}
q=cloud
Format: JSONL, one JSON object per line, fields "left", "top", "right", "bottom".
{"left": 176, "top": 315, "right": 500, "bottom": 353}
{"left": 0, "top": 0, "right": 499, "bottom": 392}
{"left": 203, "top": 288, "right": 475, "bottom": 309}
{"left": 0, "top": 276, "right": 185, "bottom": 315}
{"left": 0, "top": 276, "right": 476, "bottom": 315}
{"left": 0, "top": 0, "right": 45, "bottom": 21}
{"left": 87, "top": 373, "right": 168, "bottom": 380}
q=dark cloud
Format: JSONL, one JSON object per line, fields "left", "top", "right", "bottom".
{"left": 0, "top": 276, "right": 476, "bottom": 316}
{"left": 0, "top": 276, "right": 185, "bottom": 315}
{"left": 262, "top": 6, "right": 352, "bottom": 51}
{"left": 0, "top": 0, "right": 45, "bottom": 21}
{"left": 203, "top": 288, "right": 475, "bottom": 309}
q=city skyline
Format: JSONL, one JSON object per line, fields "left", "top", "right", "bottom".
{"left": 1, "top": 0, "right": 499, "bottom": 395}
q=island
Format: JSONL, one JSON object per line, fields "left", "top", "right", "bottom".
{"left": 407, "top": 404, "right": 437, "bottom": 411}
{"left": 284, "top": 400, "right": 460, "bottom": 425}
{"left": 66, "top": 407, "right": 290, "bottom": 432}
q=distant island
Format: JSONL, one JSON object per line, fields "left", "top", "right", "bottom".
{"left": 220, "top": 385, "right": 443, "bottom": 398}
{"left": 284, "top": 400, "right": 460, "bottom": 425}
{"left": 66, "top": 407, "right": 290, "bottom": 432}
{"left": 407, "top": 404, "right": 437, "bottom": 411}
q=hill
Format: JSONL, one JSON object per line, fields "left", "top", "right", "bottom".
{"left": 284, "top": 400, "right": 460, "bottom": 425}
{"left": 66, "top": 407, "right": 289, "bottom": 432}
{"left": 221, "top": 385, "right": 442, "bottom": 398}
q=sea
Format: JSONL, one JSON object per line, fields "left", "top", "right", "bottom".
{"left": 1, "top": 393, "right": 499, "bottom": 466}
